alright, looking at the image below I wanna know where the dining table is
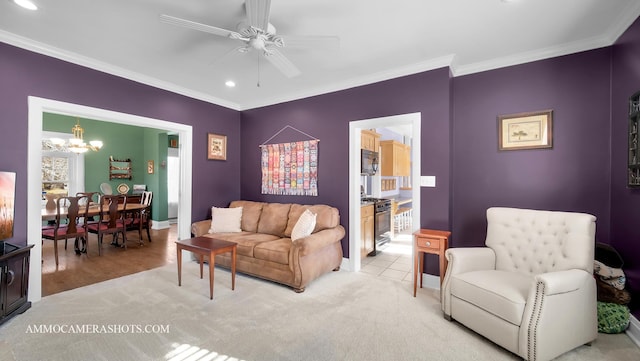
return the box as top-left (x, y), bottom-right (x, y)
top-left (41, 202), bottom-right (148, 221)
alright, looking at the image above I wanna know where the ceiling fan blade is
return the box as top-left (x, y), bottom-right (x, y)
top-left (159, 14), bottom-right (240, 39)
top-left (264, 49), bottom-right (301, 78)
top-left (245, 0), bottom-right (271, 30)
top-left (280, 35), bottom-right (340, 50)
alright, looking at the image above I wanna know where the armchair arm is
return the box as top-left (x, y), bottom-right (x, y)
top-left (441, 247), bottom-right (495, 316)
top-left (292, 226), bottom-right (345, 257)
top-left (444, 247), bottom-right (496, 275)
top-left (190, 220), bottom-right (211, 237)
top-left (534, 269), bottom-right (592, 296)
top-left (519, 269), bottom-right (597, 360)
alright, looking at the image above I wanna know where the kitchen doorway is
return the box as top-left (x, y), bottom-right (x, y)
top-left (347, 112), bottom-right (421, 273)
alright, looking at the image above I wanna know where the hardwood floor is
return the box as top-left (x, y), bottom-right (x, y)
top-left (41, 224), bottom-right (178, 297)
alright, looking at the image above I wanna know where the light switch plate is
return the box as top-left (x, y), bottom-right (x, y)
top-left (420, 176), bottom-right (436, 187)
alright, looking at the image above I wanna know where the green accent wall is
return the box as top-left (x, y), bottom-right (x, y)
top-left (43, 113), bottom-right (170, 223)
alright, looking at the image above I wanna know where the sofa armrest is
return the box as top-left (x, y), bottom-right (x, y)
top-left (293, 226), bottom-right (345, 257)
top-left (191, 220), bottom-right (211, 237)
top-left (535, 269), bottom-right (592, 296)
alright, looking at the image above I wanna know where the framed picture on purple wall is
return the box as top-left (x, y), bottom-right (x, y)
top-left (207, 133), bottom-right (227, 160)
top-left (498, 110), bottom-right (553, 151)
top-left (0, 171), bottom-right (16, 241)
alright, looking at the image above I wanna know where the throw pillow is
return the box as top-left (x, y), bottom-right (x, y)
top-left (291, 209), bottom-right (316, 241)
top-left (597, 301), bottom-right (630, 334)
top-left (209, 206), bottom-right (243, 233)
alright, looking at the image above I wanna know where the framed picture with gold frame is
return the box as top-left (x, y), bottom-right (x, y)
top-left (147, 160), bottom-right (154, 174)
top-left (207, 133), bottom-right (227, 160)
top-left (498, 110), bottom-right (553, 151)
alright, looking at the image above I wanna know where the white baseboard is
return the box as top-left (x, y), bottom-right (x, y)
top-left (150, 220), bottom-right (170, 230)
top-left (341, 257), bottom-right (351, 271)
top-left (627, 314), bottom-right (640, 348)
top-left (421, 273), bottom-right (441, 290)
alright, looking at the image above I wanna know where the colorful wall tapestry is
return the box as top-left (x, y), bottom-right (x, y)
top-left (261, 140), bottom-right (318, 196)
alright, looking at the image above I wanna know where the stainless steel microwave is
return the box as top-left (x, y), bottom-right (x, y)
top-left (361, 149), bottom-right (379, 175)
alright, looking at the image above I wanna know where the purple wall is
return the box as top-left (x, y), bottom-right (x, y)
top-left (3, 15), bottom-right (640, 318)
top-left (240, 69), bottom-right (452, 269)
top-left (452, 49), bottom-right (612, 245)
top-left (611, 16), bottom-right (640, 317)
top-left (0, 42), bottom-right (242, 246)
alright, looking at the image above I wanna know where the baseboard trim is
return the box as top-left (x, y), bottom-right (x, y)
top-left (150, 220), bottom-right (170, 230)
top-left (341, 257), bottom-right (351, 271)
top-left (627, 314), bottom-right (640, 348)
top-left (420, 273), bottom-right (441, 290)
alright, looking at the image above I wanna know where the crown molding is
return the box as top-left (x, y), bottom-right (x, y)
top-left (0, 30), bottom-right (242, 111)
top-left (452, 35), bottom-right (611, 77)
top-left (239, 55), bottom-right (456, 110)
top-left (453, 3), bottom-right (640, 77)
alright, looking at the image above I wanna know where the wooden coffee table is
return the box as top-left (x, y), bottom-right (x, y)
top-left (175, 237), bottom-right (237, 300)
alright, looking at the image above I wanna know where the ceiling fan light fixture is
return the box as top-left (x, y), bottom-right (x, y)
top-left (12, 0), bottom-right (38, 10)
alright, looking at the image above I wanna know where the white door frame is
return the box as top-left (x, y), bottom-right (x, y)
top-left (346, 112), bottom-right (421, 272)
top-left (27, 96), bottom-right (193, 302)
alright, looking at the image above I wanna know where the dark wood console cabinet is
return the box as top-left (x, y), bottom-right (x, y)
top-left (1, 242), bottom-right (34, 326)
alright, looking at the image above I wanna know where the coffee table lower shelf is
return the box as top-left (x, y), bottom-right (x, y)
top-left (175, 237), bottom-right (237, 300)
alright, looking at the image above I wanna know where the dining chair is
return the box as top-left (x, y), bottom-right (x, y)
top-left (87, 194), bottom-right (128, 254)
top-left (124, 191), bottom-right (153, 244)
top-left (41, 195), bottom-right (90, 265)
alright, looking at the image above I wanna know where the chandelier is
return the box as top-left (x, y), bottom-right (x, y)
top-left (50, 119), bottom-right (103, 154)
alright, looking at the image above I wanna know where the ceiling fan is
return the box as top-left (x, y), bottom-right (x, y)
top-left (160, 0), bottom-right (339, 78)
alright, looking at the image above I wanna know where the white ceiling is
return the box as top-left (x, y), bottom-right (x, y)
top-left (1, 0), bottom-right (639, 111)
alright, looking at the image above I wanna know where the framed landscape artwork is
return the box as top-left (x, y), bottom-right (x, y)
top-left (0, 171), bottom-right (16, 241)
top-left (498, 110), bottom-right (553, 151)
top-left (207, 133), bottom-right (227, 160)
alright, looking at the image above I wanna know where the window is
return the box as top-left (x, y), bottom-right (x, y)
top-left (41, 131), bottom-right (85, 202)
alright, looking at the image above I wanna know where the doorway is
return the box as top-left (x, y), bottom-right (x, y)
top-left (347, 112), bottom-right (421, 273)
top-left (27, 96), bottom-right (193, 302)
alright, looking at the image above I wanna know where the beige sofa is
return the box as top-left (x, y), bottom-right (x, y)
top-left (190, 200), bottom-right (345, 292)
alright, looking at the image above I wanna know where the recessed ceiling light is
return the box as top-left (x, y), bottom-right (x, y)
top-left (12, 0), bottom-right (38, 10)
top-left (225, 80), bottom-right (236, 88)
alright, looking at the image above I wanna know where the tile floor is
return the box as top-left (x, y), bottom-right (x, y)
top-left (360, 229), bottom-right (414, 282)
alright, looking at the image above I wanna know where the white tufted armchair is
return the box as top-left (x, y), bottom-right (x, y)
top-left (441, 207), bottom-right (597, 361)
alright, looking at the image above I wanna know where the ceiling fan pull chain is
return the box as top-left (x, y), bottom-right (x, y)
top-left (257, 52), bottom-right (261, 88)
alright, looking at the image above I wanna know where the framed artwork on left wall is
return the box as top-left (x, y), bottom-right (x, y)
top-left (207, 133), bottom-right (227, 160)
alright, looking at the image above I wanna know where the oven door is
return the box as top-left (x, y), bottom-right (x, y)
top-left (374, 209), bottom-right (391, 246)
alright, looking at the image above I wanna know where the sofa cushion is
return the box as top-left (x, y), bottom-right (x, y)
top-left (291, 209), bottom-right (317, 241)
top-left (451, 270), bottom-right (533, 326)
top-left (209, 206), bottom-right (242, 233)
top-left (204, 232), bottom-right (280, 258)
top-left (257, 203), bottom-right (291, 237)
top-left (284, 204), bottom-right (340, 237)
top-left (230, 200), bottom-right (265, 233)
top-left (254, 238), bottom-right (292, 265)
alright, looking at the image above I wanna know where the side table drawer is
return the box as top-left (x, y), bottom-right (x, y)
top-left (416, 237), bottom-right (440, 251)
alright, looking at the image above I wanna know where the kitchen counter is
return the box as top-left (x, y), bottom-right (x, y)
top-left (388, 196), bottom-right (412, 206)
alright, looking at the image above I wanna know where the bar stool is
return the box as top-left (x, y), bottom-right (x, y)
top-left (398, 207), bottom-right (412, 230)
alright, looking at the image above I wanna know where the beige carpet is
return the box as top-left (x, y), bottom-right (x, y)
top-left (1, 262), bottom-right (639, 361)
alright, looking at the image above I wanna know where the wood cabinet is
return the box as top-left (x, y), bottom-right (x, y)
top-left (1, 242), bottom-right (34, 326)
top-left (109, 157), bottom-right (132, 180)
top-left (361, 204), bottom-right (374, 258)
top-left (380, 140), bottom-right (411, 176)
top-left (361, 129), bottom-right (381, 152)
top-left (629, 91), bottom-right (640, 187)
